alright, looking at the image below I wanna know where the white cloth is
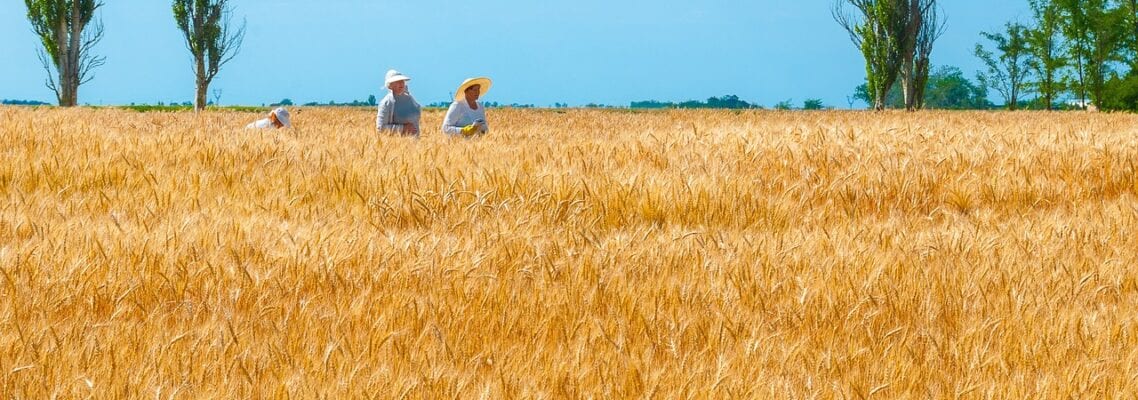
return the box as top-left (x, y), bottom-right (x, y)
top-left (246, 118), bottom-right (274, 129)
top-left (442, 100), bottom-right (489, 136)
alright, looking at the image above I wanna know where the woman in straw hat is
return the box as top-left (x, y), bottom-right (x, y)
top-left (376, 69), bottom-right (422, 136)
top-left (442, 77), bottom-right (492, 137)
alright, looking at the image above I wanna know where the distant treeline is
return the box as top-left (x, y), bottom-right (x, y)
top-left (2, 99), bottom-right (51, 106)
top-left (426, 101), bottom-right (537, 108)
top-left (631, 95), bottom-right (761, 109)
top-left (271, 97), bottom-right (376, 107)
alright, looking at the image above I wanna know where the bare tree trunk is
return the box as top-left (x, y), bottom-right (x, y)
top-left (913, 59), bottom-right (929, 110)
top-left (195, 58), bottom-right (209, 110)
top-left (900, 69), bottom-right (915, 111)
top-left (55, 15), bottom-right (73, 106)
top-left (65, 0), bottom-right (83, 106)
top-left (1075, 43), bottom-right (1087, 106)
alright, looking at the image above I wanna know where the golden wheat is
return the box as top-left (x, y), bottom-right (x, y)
top-left (0, 106), bottom-right (1136, 398)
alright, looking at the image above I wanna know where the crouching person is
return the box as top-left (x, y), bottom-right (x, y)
top-left (247, 107), bottom-right (291, 129)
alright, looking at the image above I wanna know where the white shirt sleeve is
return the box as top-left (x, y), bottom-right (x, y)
top-left (246, 118), bottom-right (272, 129)
top-left (442, 102), bottom-right (465, 135)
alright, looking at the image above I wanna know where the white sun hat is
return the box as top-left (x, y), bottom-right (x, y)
top-left (454, 77), bottom-right (492, 101)
top-left (272, 107), bottom-right (291, 128)
top-left (385, 69), bottom-right (411, 86)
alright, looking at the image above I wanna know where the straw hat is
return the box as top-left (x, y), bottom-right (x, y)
top-left (385, 70), bottom-right (411, 86)
top-left (455, 77), bottom-right (492, 101)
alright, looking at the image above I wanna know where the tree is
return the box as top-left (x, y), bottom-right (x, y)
top-left (1129, 0), bottom-right (1138, 67)
top-left (24, 0), bottom-right (105, 107)
top-left (1055, 0), bottom-right (1126, 106)
top-left (976, 22), bottom-right (1033, 110)
top-left (924, 66), bottom-right (992, 109)
top-left (834, 0), bottom-right (902, 111)
top-left (1083, 4), bottom-right (1129, 104)
top-left (834, 0), bottom-right (943, 111)
top-left (367, 94), bottom-right (377, 106)
top-left (1026, 0), bottom-right (1067, 110)
top-left (803, 99), bottom-right (826, 110)
top-left (897, 0), bottom-right (946, 111)
top-left (173, 0), bottom-right (246, 111)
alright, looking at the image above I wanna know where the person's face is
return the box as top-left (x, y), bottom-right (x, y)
top-left (389, 80), bottom-right (407, 95)
top-left (269, 112), bottom-right (283, 128)
top-left (464, 84), bottom-right (481, 102)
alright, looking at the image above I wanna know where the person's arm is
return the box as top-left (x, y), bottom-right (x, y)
top-left (442, 102), bottom-right (466, 135)
top-left (477, 108), bottom-right (489, 133)
top-left (376, 96), bottom-right (402, 131)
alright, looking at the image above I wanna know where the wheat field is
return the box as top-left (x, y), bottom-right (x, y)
top-left (0, 106), bottom-right (1136, 398)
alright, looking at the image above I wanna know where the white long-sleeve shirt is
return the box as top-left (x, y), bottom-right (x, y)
top-left (246, 118), bottom-right (275, 129)
top-left (441, 100), bottom-right (489, 136)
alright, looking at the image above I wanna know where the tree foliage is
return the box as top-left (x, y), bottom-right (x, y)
top-left (1053, 0), bottom-right (1127, 105)
top-left (630, 95), bottom-right (760, 109)
top-left (854, 65), bottom-right (990, 109)
top-left (24, 0), bottom-right (105, 107)
top-left (976, 22), bottom-right (1033, 110)
top-left (1025, 0), bottom-right (1067, 110)
top-left (834, 0), bottom-right (943, 111)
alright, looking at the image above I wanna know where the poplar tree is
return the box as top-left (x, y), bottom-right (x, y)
top-left (1025, 0), bottom-right (1066, 110)
top-left (173, 0), bottom-right (245, 111)
top-left (834, 0), bottom-right (942, 111)
top-left (24, 0), bottom-right (105, 107)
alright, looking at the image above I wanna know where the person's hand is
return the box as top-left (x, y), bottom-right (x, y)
top-left (460, 125), bottom-right (478, 137)
top-left (402, 123), bottom-right (417, 134)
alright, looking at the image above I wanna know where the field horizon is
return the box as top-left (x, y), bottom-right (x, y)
top-left (1, 106), bottom-right (1137, 398)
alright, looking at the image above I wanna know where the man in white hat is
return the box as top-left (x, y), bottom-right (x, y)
top-left (442, 77), bottom-right (492, 137)
top-left (246, 107), bottom-right (291, 129)
top-left (376, 69), bottom-right (422, 136)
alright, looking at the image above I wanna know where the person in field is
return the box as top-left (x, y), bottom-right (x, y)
top-left (376, 69), bottom-right (422, 136)
top-left (246, 107), bottom-right (291, 129)
top-left (442, 77), bottom-right (491, 137)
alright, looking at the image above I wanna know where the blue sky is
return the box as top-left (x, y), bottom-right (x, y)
top-left (0, 0), bottom-right (1031, 107)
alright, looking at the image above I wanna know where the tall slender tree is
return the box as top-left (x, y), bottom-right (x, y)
top-left (1128, 0), bottom-right (1138, 67)
top-left (834, 0), bottom-right (905, 111)
top-left (1026, 0), bottom-right (1066, 110)
top-left (909, 1), bottom-right (946, 110)
top-left (173, 0), bottom-right (245, 111)
top-left (24, 0), bottom-right (105, 107)
top-left (1055, 0), bottom-right (1126, 106)
top-left (835, 0), bottom-right (942, 111)
top-left (1056, 0), bottom-right (1092, 105)
top-left (1085, 1), bottom-right (1127, 105)
top-left (976, 22), bottom-right (1033, 110)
